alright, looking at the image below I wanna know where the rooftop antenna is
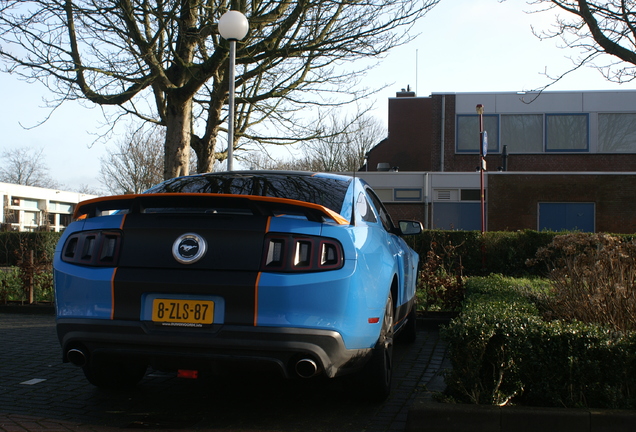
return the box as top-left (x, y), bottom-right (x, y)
top-left (416, 49), bottom-right (418, 96)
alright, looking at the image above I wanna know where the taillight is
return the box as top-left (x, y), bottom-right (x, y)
top-left (61, 230), bottom-right (122, 267)
top-left (261, 234), bottom-right (344, 272)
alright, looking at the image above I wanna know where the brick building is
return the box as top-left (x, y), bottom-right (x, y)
top-left (359, 90), bottom-right (636, 233)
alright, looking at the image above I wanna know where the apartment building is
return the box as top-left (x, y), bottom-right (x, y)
top-left (0, 183), bottom-right (96, 232)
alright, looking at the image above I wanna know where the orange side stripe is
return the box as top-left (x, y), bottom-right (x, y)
top-left (254, 272), bottom-right (262, 326)
top-left (110, 267), bottom-right (118, 320)
top-left (265, 216), bottom-right (272, 233)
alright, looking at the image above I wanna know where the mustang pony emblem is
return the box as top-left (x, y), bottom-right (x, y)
top-left (172, 233), bottom-right (207, 264)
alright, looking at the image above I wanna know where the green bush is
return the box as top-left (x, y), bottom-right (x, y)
top-left (0, 232), bottom-right (59, 303)
top-left (442, 275), bottom-right (636, 409)
top-left (0, 267), bottom-right (22, 302)
top-left (0, 266), bottom-right (54, 303)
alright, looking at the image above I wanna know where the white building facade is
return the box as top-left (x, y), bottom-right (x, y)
top-left (0, 183), bottom-right (97, 232)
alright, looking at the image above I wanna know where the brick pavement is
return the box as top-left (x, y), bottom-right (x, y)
top-left (0, 311), bottom-right (449, 432)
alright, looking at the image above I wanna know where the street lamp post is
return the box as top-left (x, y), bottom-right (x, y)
top-left (476, 104), bottom-right (486, 233)
top-left (218, 10), bottom-right (249, 172)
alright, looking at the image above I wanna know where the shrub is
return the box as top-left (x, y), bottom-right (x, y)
top-left (0, 267), bottom-right (22, 303)
top-left (417, 240), bottom-right (465, 311)
top-left (530, 233), bottom-right (636, 332)
top-left (442, 274), bottom-right (636, 409)
top-left (442, 275), bottom-right (542, 405)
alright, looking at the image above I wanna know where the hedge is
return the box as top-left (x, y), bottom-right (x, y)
top-left (0, 232), bottom-right (61, 266)
top-left (442, 275), bottom-right (636, 409)
top-left (407, 230), bottom-right (556, 277)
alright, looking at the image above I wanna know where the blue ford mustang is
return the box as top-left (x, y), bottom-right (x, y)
top-left (54, 171), bottom-right (421, 400)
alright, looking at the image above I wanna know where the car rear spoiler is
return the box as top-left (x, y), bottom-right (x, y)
top-left (73, 193), bottom-right (349, 225)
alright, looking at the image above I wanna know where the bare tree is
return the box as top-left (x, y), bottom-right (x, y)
top-left (99, 124), bottom-right (207, 194)
top-left (245, 113), bottom-right (385, 172)
top-left (344, 115), bottom-right (387, 171)
top-left (300, 114), bottom-right (385, 172)
top-left (0, 147), bottom-right (59, 188)
top-left (99, 127), bottom-right (165, 194)
top-left (525, 0), bottom-right (636, 90)
top-left (0, 0), bottom-right (439, 180)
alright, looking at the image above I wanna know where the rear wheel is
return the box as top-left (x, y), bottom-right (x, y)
top-left (82, 359), bottom-right (147, 389)
top-left (361, 293), bottom-right (394, 401)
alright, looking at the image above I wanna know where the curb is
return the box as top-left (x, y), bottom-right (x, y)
top-left (0, 303), bottom-right (55, 315)
top-left (407, 394), bottom-right (636, 432)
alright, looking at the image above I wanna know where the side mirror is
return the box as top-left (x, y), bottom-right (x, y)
top-left (398, 220), bottom-right (423, 236)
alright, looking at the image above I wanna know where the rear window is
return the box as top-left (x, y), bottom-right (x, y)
top-left (145, 173), bottom-right (351, 214)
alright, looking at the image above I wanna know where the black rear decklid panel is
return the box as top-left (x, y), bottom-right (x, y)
top-left (118, 212), bottom-right (269, 271)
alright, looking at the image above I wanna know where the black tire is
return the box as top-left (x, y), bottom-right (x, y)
top-left (82, 359), bottom-right (147, 390)
top-left (361, 293), bottom-right (394, 401)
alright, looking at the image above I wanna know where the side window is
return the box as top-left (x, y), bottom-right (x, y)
top-left (366, 188), bottom-right (395, 232)
top-left (356, 192), bottom-right (377, 223)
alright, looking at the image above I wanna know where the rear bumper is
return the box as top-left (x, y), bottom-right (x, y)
top-left (56, 318), bottom-right (371, 379)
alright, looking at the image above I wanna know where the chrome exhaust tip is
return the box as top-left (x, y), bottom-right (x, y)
top-left (66, 348), bottom-right (88, 367)
top-left (295, 358), bottom-right (319, 378)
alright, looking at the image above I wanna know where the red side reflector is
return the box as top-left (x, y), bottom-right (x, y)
top-left (177, 369), bottom-right (199, 379)
top-left (368, 317), bottom-right (380, 324)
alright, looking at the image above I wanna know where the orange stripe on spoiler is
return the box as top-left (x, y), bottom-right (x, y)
top-left (73, 193), bottom-right (349, 225)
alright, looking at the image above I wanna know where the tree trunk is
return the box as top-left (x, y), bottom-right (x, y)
top-left (193, 134), bottom-right (218, 174)
top-left (164, 94), bottom-right (193, 180)
top-left (192, 84), bottom-right (226, 174)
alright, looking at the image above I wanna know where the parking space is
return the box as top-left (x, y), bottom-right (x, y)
top-left (0, 312), bottom-right (447, 432)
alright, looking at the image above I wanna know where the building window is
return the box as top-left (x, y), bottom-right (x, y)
top-left (545, 114), bottom-right (589, 152)
top-left (460, 189), bottom-right (481, 201)
top-left (59, 214), bottom-right (72, 227)
top-left (501, 114), bottom-right (543, 153)
top-left (21, 198), bottom-right (40, 209)
top-left (394, 189), bottom-right (422, 201)
top-left (23, 211), bottom-right (39, 226)
top-left (456, 115), bottom-right (499, 153)
top-left (434, 189), bottom-right (481, 202)
top-left (598, 113), bottom-right (636, 153)
top-left (5, 209), bottom-right (18, 224)
top-left (50, 201), bottom-right (73, 213)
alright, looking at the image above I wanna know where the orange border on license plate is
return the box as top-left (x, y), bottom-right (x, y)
top-left (152, 299), bottom-right (214, 324)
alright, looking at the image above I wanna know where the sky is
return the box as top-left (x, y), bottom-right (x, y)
top-left (1, 0), bottom-right (634, 192)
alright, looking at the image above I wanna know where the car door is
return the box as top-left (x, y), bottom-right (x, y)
top-left (364, 187), bottom-right (414, 309)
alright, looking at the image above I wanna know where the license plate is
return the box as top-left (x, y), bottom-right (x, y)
top-left (152, 299), bottom-right (214, 325)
